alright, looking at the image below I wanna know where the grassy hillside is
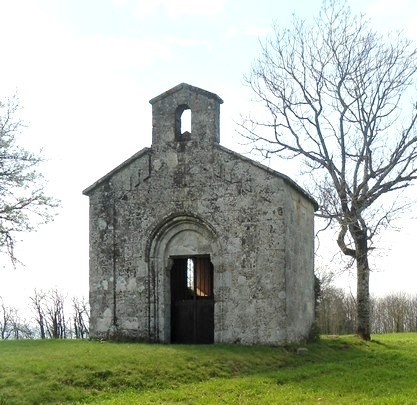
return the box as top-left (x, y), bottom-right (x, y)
top-left (1, 334), bottom-right (417, 404)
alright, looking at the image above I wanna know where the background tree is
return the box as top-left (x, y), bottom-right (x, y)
top-left (316, 271), bottom-right (357, 335)
top-left (72, 296), bottom-right (89, 339)
top-left (44, 289), bottom-right (67, 339)
top-left (0, 96), bottom-right (58, 264)
top-left (30, 289), bottom-right (47, 339)
top-left (371, 292), bottom-right (417, 333)
top-left (315, 273), bottom-right (417, 335)
top-left (30, 288), bottom-right (67, 339)
top-left (0, 297), bottom-right (14, 339)
top-left (0, 297), bottom-right (33, 339)
top-left (241, 0), bottom-right (417, 340)
top-left (30, 288), bottom-right (90, 339)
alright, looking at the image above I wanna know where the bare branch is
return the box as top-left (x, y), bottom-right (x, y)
top-left (241, 0), bottom-right (417, 340)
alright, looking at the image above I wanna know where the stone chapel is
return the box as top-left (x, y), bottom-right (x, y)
top-left (83, 83), bottom-right (317, 345)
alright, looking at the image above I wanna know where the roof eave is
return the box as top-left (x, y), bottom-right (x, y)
top-left (215, 144), bottom-right (319, 211)
top-left (149, 83), bottom-right (224, 105)
top-left (82, 147), bottom-right (151, 196)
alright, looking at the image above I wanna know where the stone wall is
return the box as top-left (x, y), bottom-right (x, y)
top-left (84, 83), bottom-right (316, 345)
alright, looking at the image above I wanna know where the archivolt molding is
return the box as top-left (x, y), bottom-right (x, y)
top-left (145, 212), bottom-right (218, 263)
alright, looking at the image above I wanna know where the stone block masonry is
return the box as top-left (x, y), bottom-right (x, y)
top-left (83, 83), bottom-right (317, 345)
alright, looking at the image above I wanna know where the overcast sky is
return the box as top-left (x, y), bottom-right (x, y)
top-left (0, 0), bottom-right (416, 312)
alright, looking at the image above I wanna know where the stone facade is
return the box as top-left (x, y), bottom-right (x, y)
top-left (83, 83), bottom-right (317, 345)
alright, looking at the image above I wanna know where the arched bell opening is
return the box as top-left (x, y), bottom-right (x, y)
top-left (175, 104), bottom-right (192, 140)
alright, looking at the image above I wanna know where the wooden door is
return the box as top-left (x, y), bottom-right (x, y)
top-left (171, 257), bottom-right (214, 344)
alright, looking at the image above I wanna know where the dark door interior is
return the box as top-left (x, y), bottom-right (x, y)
top-left (171, 256), bottom-right (214, 344)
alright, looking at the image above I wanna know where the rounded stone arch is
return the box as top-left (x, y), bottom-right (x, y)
top-left (146, 212), bottom-right (219, 264)
top-left (175, 104), bottom-right (191, 140)
top-left (145, 213), bottom-right (220, 342)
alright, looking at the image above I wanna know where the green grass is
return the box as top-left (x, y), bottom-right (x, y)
top-left (1, 334), bottom-right (417, 404)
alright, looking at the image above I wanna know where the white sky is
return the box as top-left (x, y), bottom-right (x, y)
top-left (0, 0), bottom-right (416, 313)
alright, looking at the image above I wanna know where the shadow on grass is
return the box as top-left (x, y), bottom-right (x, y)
top-left (118, 334), bottom-right (417, 404)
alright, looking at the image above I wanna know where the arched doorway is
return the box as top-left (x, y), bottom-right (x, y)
top-left (146, 214), bottom-right (218, 343)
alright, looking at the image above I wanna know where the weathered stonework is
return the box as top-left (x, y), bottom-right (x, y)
top-left (83, 83), bottom-right (317, 345)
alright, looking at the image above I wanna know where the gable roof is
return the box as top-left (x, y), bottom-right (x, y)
top-left (82, 143), bottom-right (318, 210)
top-left (214, 144), bottom-right (318, 210)
top-left (149, 83), bottom-right (224, 105)
top-left (82, 147), bottom-right (150, 196)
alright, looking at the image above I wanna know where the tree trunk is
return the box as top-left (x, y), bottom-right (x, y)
top-left (39, 314), bottom-right (46, 339)
top-left (356, 244), bottom-right (371, 340)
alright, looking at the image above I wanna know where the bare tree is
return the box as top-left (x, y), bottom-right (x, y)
top-left (371, 292), bottom-right (417, 333)
top-left (0, 95), bottom-right (58, 264)
top-left (10, 318), bottom-right (34, 339)
top-left (72, 297), bottom-right (89, 339)
top-left (316, 272), bottom-right (356, 334)
top-left (241, 0), bottom-right (417, 340)
top-left (30, 289), bottom-right (68, 338)
top-left (44, 289), bottom-right (67, 339)
top-left (0, 297), bottom-right (33, 339)
top-left (316, 273), bottom-right (417, 335)
top-left (30, 289), bottom-right (91, 339)
top-left (30, 289), bottom-right (46, 339)
top-left (0, 297), bottom-right (13, 339)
